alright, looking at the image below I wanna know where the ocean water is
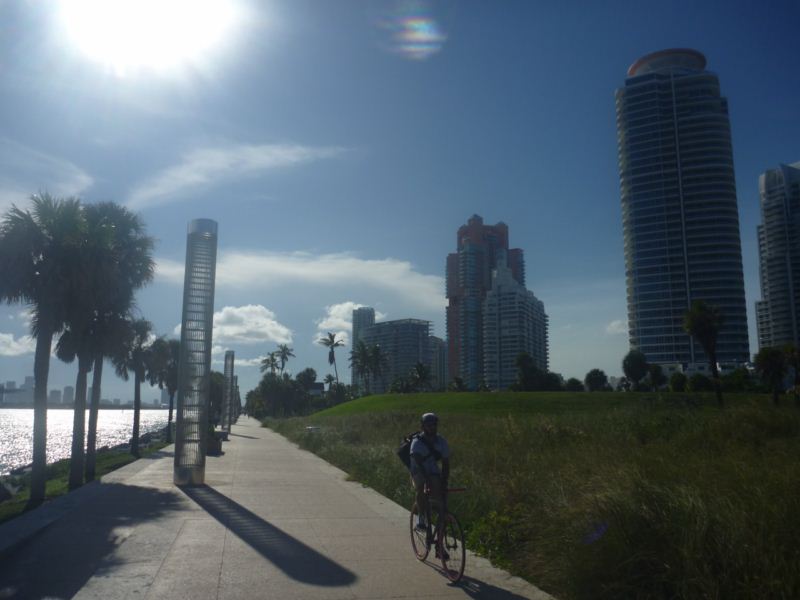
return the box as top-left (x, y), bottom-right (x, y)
top-left (0, 408), bottom-right (168, 476)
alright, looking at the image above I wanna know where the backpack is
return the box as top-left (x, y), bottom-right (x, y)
top-left (396, 431), bottom-right (442, 471)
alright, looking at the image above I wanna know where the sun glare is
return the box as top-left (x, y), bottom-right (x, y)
top-left (58, 0), bottom-right (240, 75)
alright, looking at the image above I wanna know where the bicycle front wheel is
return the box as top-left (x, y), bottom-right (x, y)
top-left (409, 502), bottom-right (429, 561)
top-left (439, 512), bottom-right (465, 582)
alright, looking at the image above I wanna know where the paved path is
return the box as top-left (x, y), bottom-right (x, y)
top-left (0, 418), bottom-right (552, 600)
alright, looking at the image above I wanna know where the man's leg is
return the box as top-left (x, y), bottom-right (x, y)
top-left (411, 473), bottom-right (427, 528)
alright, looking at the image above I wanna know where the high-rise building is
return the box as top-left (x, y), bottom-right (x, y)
top-left (351, 307), bottom-right (376, 384)
top-left (63, 386), bottom-right (74, 405)
top-left (48, 389), bottom-right (62, 405)
top-left (429, 336), bottom-right (448, 391)
top-left (160, 387), bottom-right (169, 406)
top-left (446, 215), bottom-right (525, 389)
top-left (483, 251), bottom-right (549, 389)
top-left (362, 319), bottom-right (431, 393)
top-left (5, 381), bottom-right (16, 391)
top-left (616, 49), bottom-right (749, 366)
top-left (756, 162), bottom-right (800, 349)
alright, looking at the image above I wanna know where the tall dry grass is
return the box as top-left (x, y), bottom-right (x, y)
top-left (266, 395), bottom-right (800, 599)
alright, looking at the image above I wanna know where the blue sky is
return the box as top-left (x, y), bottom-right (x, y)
top-left (0, 0), bottom-right (798, 401)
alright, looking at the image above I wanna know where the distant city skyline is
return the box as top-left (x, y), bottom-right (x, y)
top-left (0, 1), bottom-right (798, 397)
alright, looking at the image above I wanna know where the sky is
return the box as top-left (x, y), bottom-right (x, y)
top-left (0, 0), bottom-right (799, 402)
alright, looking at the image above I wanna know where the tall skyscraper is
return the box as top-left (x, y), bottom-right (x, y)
top-left (362, 319), bottom-right (431, 393)
top-left (483, 251), bottom-right (549, 389)
top-left (756, 162), bottom-right (800, 349)
top-left (446, 215), bottom-right (525, 389)
top-left (63, 386), bottom-right (74, 405)
top-left (429, 335), bottom-right (448, 391)
top-left (351, 306), bottom-right (376, 384)
top-left (48, 389), bottom-right (62, 405)
top-left (616, 49), bottom-right (749, 366)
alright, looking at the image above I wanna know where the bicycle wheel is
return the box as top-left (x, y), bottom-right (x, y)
top-left (409, 502), bottom-right (430, 560)
top-left (438, 512), bottom-right (466, 582)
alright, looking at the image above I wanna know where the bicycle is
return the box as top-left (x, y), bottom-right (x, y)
top-left (409, 485), bottom-right (466, 582)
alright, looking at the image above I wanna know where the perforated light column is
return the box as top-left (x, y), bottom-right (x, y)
top-left (222, 351), bottom-right (235, 432)
top-left (174, 219), bottom-right (218, 486)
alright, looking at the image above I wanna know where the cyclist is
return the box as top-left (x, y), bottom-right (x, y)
top-left (410, 412), bottom-right (450, 531)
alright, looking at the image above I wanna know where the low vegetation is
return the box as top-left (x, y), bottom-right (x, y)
top-left (265, 391), bottom-right (800, 599)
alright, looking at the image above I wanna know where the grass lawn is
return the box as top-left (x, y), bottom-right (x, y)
top-left (0, 442), bottom-right (169, 526)
top-left (266, 391), bottom-right (800, 600)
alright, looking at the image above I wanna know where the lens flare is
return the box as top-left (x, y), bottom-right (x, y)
top-left (375, 1), bottom-right (448, 61)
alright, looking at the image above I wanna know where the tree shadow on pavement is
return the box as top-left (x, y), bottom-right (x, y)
top-left (0, 483), bottom-right (183, 600)
top-left (180, 484), bottom-right (357, 587)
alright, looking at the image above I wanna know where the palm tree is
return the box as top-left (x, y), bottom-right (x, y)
top-left (147, 338), bottom-right (180, 443)
top-left (318, 332), bottom-right (344, 385)
top-left (0, 193), bottom-right (85, 508)
top-left (85, 312), bottom-right (131, 481)
top-left (368, 344), bottom-right (389, 393)
top-left (55, 326), bottom-right (95, 490)
top-left (58, 201), bottom-right (155, 486)
top-left (410, 362), bottom-right (432, 392)
top-left (260, 352), bottom-right (279, 375)
top-left (349, 340), bottom-right (372, 394)
top-left (276, 344), bottom-right (295, 375)
top-left (755, 346), bottom-right (787, 406)
top-left (323, 373), bottom-right (335, 391)
top-left (112, 319), bottom-right (153, 457)
top-left (684, 300), bottom-right (725, 407)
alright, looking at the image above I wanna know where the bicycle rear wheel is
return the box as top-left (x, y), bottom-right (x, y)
top-left (438, 512), bottom-right (466, 582)
top-left (409, 502), bottom-right (429, 560)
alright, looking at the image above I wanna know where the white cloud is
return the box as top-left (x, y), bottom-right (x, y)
top-left (174, 304), bottom-right (292, 347)
top-left (156, 251), bottom-right (445, 313)
top-left (605, 319), bottom-right (628, 335)
top-left (214, 305), bottom-right (292, 345)
top-left (235, 356), bottom-right (268, 368)
top-left (314, 301), bottom-right (387, 348)
top-left (127, 143), bottom-right (346, 210)
top-left (0, 138), bottom-right (93, 213)
top-left (0, 332), bottom-right (36, 356)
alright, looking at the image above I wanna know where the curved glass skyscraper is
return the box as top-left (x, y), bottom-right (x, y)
top-left (616, 49), bottom-right (749, 365)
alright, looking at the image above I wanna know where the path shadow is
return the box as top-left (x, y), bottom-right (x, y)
top-left (0, 483), bottom-right (183, 600)
top-left (228, 432), bottom-right (258, 439)
top-left (180, 484), bottom-right (356, 587)
top-left (459, 575), bottom-right (542, 599)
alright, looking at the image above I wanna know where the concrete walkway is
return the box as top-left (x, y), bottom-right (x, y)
top-left (0, 418), bottom-right (552, 600)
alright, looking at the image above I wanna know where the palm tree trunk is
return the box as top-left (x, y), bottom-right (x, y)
top-left (85, 354), bottom-right (103, 482)
top-left (167, 390), bottom-right (175, 443)
top-left (332, 354), bottom-right (339, 385)
top-left (28, 326), bottom-right (53, 509)
top-left (709, 352), bottom-right (723, 408)
top-left (69, 353), bottom-right (91, 490)
top-left (131, 371), bottom-right (141, 457)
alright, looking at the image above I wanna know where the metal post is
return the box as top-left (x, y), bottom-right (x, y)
top-left (222, 351), bottom-right (235, 433)
top-left (174, 219), bottom-right (218, 486)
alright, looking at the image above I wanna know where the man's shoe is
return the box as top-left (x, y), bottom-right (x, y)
top-left (415, 522), bottom-right (427, 532)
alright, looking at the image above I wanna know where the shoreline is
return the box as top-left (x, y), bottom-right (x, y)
top-left (0, 406), bottom-right (167, 410)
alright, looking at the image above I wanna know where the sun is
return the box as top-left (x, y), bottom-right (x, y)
top-left (58, 0), bottom-right (240, 75)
